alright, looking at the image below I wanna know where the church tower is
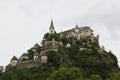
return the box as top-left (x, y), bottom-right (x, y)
top-left (49, 20), bottom-right (55, 34)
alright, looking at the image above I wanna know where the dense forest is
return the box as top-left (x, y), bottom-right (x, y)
top-left (0, 33), bottom-right (119, 80)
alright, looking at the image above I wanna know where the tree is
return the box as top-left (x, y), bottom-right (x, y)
top-left (27, 48), bottom-right (34, 60)
top-left (47, 33), bottom-right (60, 41)
top-left (0, 72), bottom-right (18, 80)
top-left (112, 71), bottom-right (120, 80)
top-left (90, 75), bottom-right (102, 80)
top-left (60, 36), bottom-right (69, 45)
top-left (47, 66), bottom-right (83, 80)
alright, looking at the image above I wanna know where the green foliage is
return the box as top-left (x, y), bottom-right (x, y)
top-left (108, 51), bottom-right (118, 66)
top-left (47, 66), bottom-right (83, 80)
top-left (0, 33), bottom-right (119, 80)
top-left (28, 48), bottom-right (34, 60)
top-left (112, 71), bottom-right (120, 80)
top-left (46, 33), bottom-right (61, 41)
top-left (82, 36), bottom-right (91, 43)
top-left (21, 58), bottom-right (28, 61)
top-left (44, 33), bottom-right (49, 39)
top-left (47, 51), bottom-right (60, 69)
top-left (60, 36), bottom-right (69, 45)
top-left (0, 66), bottom-right (52, 80)
top-left (90, 75), bottom-right (102, 80)
top-left (0, 71), bottom-right (18, 80)
top-left (91, 42), bottom-right (99, 49)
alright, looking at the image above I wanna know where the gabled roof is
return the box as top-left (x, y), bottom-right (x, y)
top-left (79, 26), bottom-right (91, 30)
top-left (11, 56), bottom-right (18, 61)
top-left (60, 26), bottom-right (92, 35)
top-left (21, 53), bottom-right (29, 56)
top-left (60, 28), bottom-right (75, 35)
top-left (33, 43), bottom-right (40, 48)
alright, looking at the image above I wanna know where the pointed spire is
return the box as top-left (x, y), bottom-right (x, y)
top-left (49, 19), bottom-right (55, 34)
top-left (75, 25), bottom-right (79, 29)
top-left (49, 19), bottom-right (54, 29)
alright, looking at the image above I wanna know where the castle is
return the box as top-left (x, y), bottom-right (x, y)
top-left (6, 20), bottom-right (100, 71)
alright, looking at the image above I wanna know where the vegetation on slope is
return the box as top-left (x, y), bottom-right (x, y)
top-left (0, 34), bottom-right (119, 80)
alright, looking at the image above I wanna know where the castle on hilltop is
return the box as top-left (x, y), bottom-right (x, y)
top-left (6, 20), bottom-right (100, 71)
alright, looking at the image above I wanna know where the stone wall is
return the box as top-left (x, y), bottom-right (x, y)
top-left (16, 60), bottom-right (41, 70)
top-left (6, 60), bottom-right (41, 71)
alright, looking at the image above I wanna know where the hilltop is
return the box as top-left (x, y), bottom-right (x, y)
top-left (0, 20), bottom-right (119, 80)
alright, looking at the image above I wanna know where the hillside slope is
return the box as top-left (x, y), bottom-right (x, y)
top-left (0, 35), bottom-right (119, 80)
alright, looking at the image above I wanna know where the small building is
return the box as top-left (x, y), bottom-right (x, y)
top-left (33, 43), bottom-right (40, 49)
top-left (34, 52), bottom-right (39, 60)
top-left (0, 66), bottom-right (4, 73)
top-left (19, 53), bottom-right (29, 61)
top-left (6, 56), bottom-right (18, 71)
top-left (10, 56), bottom-right (18, 67)
top-left (32, 43), bottom-right (40, 52)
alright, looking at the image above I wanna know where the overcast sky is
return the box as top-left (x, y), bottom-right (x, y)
top-left (0, 0), bottom-right (120, 67)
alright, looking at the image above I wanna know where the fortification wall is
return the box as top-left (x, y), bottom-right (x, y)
top-left (6, 60), bottom-right (41, 71)
top-left (16, 60), bottom-right (41, 70)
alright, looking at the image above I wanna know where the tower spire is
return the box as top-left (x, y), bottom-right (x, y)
top-left (49, 19), bottom-right (55, 34)
top-left (49, 19), bottom-right (54, 29)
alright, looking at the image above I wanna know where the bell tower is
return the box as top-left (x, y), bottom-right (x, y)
top-left (49, 20), bottom-right (55, 34)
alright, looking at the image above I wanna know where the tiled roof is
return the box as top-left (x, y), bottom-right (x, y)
top-left (21, 53), bottom-right (29, 56)
top-left (33, 43), bottom-right (40, 48)
top-left (11, 56), bottom-right (18, 61)
top-left (60, 26), bottom-right (91, 34)
top-left (79, 26), bottom-right (91, 30)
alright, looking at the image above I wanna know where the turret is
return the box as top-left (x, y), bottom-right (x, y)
top-left (10, 56), bottom-right (18, 67)
top-left (49, 20), bottom-right (55, 34)
top-left (74, 25), bottom-right (79, 33)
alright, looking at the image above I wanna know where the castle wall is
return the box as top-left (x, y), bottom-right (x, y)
top-left (16, 60), bottom-right (41, 70)
top-left (6, 60), bottom-right (41, 71)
